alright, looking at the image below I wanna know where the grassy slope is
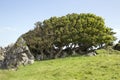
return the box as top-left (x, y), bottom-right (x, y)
top-left (0, 53), bottom-right (120, 80)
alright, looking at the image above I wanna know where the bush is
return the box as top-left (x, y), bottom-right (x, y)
top-left (114, 43), bottom-right (120, 51)
top-left (96, 46), bottom-right (120, 55)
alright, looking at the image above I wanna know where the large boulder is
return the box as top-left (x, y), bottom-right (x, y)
top-left (1, 37), bottom-right (34, 69)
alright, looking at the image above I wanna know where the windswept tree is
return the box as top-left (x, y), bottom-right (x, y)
top-left (23, 13), bottom-right (116, 60)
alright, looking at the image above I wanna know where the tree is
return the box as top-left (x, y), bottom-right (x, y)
top-left (22, 13), bottom-right (116, 60)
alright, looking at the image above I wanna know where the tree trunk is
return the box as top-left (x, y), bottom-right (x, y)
top-left (55, 47), bottom-right (63, 58)
top-left (40, 49), bottom-right (44, 60)
top-left (46, 49), bottom-right (54, 59)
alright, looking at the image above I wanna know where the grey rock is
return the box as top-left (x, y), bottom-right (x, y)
top-left (0, 47), bottom-right (5, 68)
top-left (1, 37), bottom-right (34, 69)
top-left (28, 60), bottom-right (34, 64)
top-left (86, 51), bottom-right (96, 56)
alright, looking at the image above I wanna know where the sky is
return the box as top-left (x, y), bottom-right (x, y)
top-left (0, 0), bottom-right (120, 47)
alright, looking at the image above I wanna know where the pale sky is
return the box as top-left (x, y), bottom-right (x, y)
top-left (0, 0), bottom-right (120, 47)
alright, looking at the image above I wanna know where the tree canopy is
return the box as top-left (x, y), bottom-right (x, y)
top-left (22, 13), bottom-right (116, 60)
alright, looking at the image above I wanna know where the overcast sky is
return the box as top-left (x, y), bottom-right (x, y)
top-left (0, 0), bottom-right (120, 47)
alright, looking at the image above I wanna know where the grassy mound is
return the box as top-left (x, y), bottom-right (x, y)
top-left (0, 50), bottom-right (120, 80)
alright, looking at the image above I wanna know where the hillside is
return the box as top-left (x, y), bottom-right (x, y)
top-left (0, 13), bottom-right (116, 69)
top-left (0, 53), bottom-right (120, 80)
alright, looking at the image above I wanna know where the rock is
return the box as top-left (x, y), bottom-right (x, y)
top-left (28, 59), bottom-right (34, 64)
top-left (0, 47), bottom-right (5, 68)
top-left (0, 47), bottom-right (5, 58)
top-left (19, 53), bottom-right (29, 66)
top-left (86, 51), bottom-right (96, 56)
top-left (2, 37), bottom-right (34, 69)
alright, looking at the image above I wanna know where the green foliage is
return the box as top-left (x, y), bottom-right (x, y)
top-left (0, 54), bottom-right (120, 80)
top-left (114, 41), bottom-right (120, 51)
top-left (14, 37), bottom-right (26, 47)
top-left (22, 13), bottom-right (116, 59)
top-left (96, 46), bottom-right (120, 55)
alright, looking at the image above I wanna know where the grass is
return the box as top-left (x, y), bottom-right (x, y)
top-left (0, 50), bottom-right (120, 80)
